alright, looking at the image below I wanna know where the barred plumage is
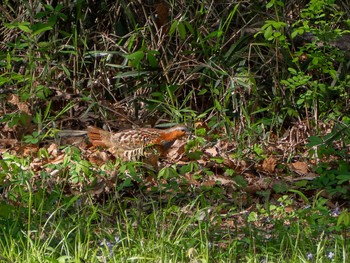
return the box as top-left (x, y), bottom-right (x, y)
top-left (87, 125), bottom-right (189, 162)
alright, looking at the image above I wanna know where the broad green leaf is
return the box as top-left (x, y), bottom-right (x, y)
top-left (147, 51), bottom-right (159, 68)
top-left (0, 160), bottom-right (9, 172)
top-left (178, 21), bottom-right (186, 40)
top-left (184, 21), bottom-right (194, 35)
top-left (264, 25), bottom-right (273, 40)
top-left (287, 67), bottom-right (297, 75)
top-left (18, 24), bottom-right (31, 33)
top-left (127, 50), bottom-right (144, 60)
top-left (311, 57), bottom-right (319, 65)
top-left (214, 99), bottom-right (222, 110)
top-left (169, 20), bottom-right (178, 36)
top-left (44, 4), bottom-right (55, 11)
top-left (336, 174), bottom-right (350, 184)
top-left (205, 30), bottom-right (223, 40)
top-left (273, 31), bottom-right (281, 37)
top-left (198, 89), bottom-right (207, 95)
top-left (266, 1), bottom-right (274, 8)
top-left (307, 136), bottom-right (323, 147)
top-left (127, 50), bottom-right (144, 68)
top-left (337, 210), bottom-right (350, 227)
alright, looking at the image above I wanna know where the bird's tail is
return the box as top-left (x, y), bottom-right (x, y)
top-left (87, 126), bottom-right (113, 148)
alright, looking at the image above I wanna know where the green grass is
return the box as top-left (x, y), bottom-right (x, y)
top-left (0, 159), bottom-right (348, 262)
top-left (0, 201), bottom-right (347, 262)
top-left (0, 150), bottom-right (349, 262)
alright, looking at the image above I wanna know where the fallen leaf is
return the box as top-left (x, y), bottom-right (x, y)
top-left (8, 94), bottom-right (31, 115)
top-left (262, 157), bottom-right (277, 173)
top-left (201, 180), bottom-right (216, 187)
top-left (289, 161), bottom-right (308, 175)
top-left (48, 143), bottom-right (59, 156)
top-left (204, 146), bottom-right (219, 157)
top-left (88, 151), bottom-right (110, 165)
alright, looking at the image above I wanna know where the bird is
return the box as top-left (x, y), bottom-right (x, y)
top-left (87, 125), bottom-right (189, 164)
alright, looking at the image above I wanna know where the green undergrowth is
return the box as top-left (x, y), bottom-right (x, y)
top-left (0, 190), bottom-right (348, 262)
top-left (0, 150), bottom-right (349, 262)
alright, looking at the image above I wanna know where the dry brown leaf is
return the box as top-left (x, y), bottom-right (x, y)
top-left (0, 139), bottom-right (18, 147)
top-left (201, 180), bottom-right (216, 187)
top-left (8, 94), bottom-right (31, 115)
top-left (262, 157), bottom-right (277, 173)
top-left (184, 173), bottom-right (201, 186)
top-left (209, 175), bottom-right (237, 186)
top-left (246, 178), bottom-right (271, 194)
top-left (50, 154), bottom-right (65, 165)
top-left (165, 139), bottom-right (187, 161)
top-left (47, 143), bottom-right (59, 156)
top-left (88, 151), bottom-right (110, 166)
top-left (289, 161), bottom-right (308, 175)
top-left (30, 158), bottom-right (43, 171)
top-left (285, 206), bottom-right (294, 213)
top-left (204, 146), bottom-right (219, 157)
top-left (23, 144), bottom-right (39, 156)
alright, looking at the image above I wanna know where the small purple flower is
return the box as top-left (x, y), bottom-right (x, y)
top-left (100, 238), bottom-right (115, 257)
top-left (327, 251), bottom-right (334, 260)
top-left (307, 252), bottom-right (313, 260)
top-left (330, 205), bottom-right (340, 217)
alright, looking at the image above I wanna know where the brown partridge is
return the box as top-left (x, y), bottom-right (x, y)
top-left (87, 125), bottom-right (189, 163)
